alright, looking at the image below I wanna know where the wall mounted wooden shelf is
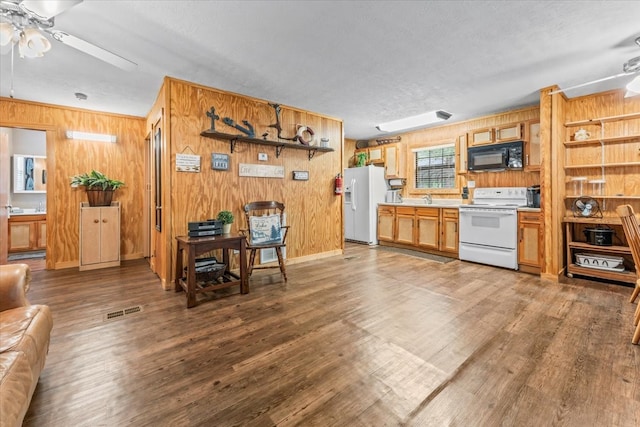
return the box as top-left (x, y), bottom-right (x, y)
top-left (564, 112), bottom-right (640, 127)
top-left (564, 162), bottom-right (640, 169)
top-left (563, 134), bottom-right (640, 146)
top-left (200, 130), bottom-right (334, 160)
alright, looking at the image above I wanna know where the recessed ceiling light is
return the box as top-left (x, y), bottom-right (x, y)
top-left (75, 92), bottom-right (87, 101)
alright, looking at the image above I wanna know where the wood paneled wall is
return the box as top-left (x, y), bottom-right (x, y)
top-left (0, 98), bottom-right (147, 269)
top-left (162, 78), bottom-right (344, 284)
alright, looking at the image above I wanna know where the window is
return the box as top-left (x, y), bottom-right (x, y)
top-left (414, 143), bottom-right (456, 189)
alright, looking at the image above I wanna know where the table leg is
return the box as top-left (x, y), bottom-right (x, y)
top-left (186, 246), bottom-right (197, 308)
top-left (239, 238), bottom-right (248, 294)
top-left (175, 246), bottom-right (183, 293)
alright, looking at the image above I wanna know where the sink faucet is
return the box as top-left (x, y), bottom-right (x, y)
top-left (423, 194), bottom-right (432, 204)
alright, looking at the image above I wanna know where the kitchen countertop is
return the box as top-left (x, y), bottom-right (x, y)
top-left (517, 207), bottom-right (541, 212)
top-left (9, 209), bottom-right (47, 217)
top-left (379, 201), bottom-right (542, 211)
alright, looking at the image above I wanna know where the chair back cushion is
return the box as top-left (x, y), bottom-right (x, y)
top-left (249, 214), bottom-right (282, 245)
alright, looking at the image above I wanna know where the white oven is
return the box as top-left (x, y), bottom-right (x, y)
top-left (458, 187), bottom-right (527, 270)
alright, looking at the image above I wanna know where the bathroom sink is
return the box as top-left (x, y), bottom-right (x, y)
top-left (10, 209), bottom-right (46, 216)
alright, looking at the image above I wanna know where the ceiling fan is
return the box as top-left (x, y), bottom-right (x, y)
top-left (0, 0), bottom-right (136, 71)
top-left (550, 36), bottom-right (640, 96)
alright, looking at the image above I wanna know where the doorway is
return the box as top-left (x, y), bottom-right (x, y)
top-left (1, 127), bottom-right (47, 267)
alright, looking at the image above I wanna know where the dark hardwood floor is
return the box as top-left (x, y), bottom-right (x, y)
top-left (21, 243), bottom-right (639, 426)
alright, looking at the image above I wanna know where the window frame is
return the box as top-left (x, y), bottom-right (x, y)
top-left (410, 142), bottom-right (458, 195)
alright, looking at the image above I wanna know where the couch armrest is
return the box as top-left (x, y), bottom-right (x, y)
top-left (0, 264), bottom-right (31, 312)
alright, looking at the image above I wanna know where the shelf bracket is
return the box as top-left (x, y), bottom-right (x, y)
top-left (275, 145), bottom-right (285, 158)
top-left (308, 149), bottom-right (318, 161)
top-left (229, 138), bottom-right (238, 153)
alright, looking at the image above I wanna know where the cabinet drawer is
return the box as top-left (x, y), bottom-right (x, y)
top-left (415, 207), bottom-right (439, 217)
top-left (396, 207), bottom-right (416, 216)
top-left (378, 206), bottom-right (395, 215)
top-left (442, 208), bottom-right (459, 219)
top-left (519, 212), bottom-right (541, 222)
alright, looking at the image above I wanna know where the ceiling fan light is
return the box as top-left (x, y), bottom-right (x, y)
top-left (18, 28), bottom-right (50, 57)
top-left (0, 22), bottom-right (14, 47)
top-left (19, 0), bottom-right (83, 20)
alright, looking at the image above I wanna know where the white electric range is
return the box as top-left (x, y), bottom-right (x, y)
top-left (458, 187), bottom-right (528, 270)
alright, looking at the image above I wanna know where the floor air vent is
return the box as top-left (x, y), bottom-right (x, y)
top-left (104, 305), bottom-right (143, 321)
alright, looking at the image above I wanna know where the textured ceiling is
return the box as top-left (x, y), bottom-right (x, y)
top-left (1, 1), bottom-right (639, 139)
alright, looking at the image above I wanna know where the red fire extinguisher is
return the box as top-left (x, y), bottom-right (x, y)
top-left (334, 173), bottom-right (343, 195)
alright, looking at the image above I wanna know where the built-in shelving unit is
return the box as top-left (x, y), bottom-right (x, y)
top-left (564, 216), bottom-right (637, 285)
top-left (200, 130), bottom-right (334, 160)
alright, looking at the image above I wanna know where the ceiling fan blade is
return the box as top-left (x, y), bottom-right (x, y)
top-left (549, 72), bottom-right (634, 95)
top-left (19, 0), bottom-right (82, 20)
top-left (49, 30), bottom-right (137, 71)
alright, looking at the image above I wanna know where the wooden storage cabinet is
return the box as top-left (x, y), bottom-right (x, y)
top-left (416, 207), bottom-right (439, 250)
top-left (467, 122), bottom-right (525, 147)
top-left (440, 209), bottom-right (459, 254)
top-left (384, 143), bottom-right (406, 178)
top-left (518, 211), bottom-right (542, 271)
top-left (354, 146), bottom-right (384, 165)
top-left (378, 205), bottom-right (459, 256)
top-left (469, 128), bottom-right (494, 146)
top-left (395, 207), bottom-right (415, 245)
top-left (564, 217), bottom-right (636, 284)
top-left (495, 122), bottom-right (523, 143)
top-left (457, 134), bottom-right (468, 174)
top-left (377, 205), bottom-right (395, 242)
top-left (8, 215), bottom-right (46, 252)
top-left (524, 121), bottom-right (541, 171)
top-left (80, 202), bottom-right (121, 271)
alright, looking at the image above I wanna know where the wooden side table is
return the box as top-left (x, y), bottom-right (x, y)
top-left (175, 234), bottom-right (248, 308)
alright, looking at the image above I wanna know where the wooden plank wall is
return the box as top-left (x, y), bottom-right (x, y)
top-left (0, 98), bottom-right (147, 269)
top-left (165, 78), bottom-right (344, 284)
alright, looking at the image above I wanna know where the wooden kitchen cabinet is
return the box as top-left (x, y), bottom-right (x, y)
top-left (440, 208), bottom-right (459, 254)
top-left (416, 207), bottom-right (439, 250)
top-left (395, 207), bottom-right (415, 245)
top-left (8, 215), bottom-right (46, 252)
top-left (468, 127), bottom-right (494, 146)
top-left (384, 143), bottom-right (406, 178)
top-left (457, 134), bottom-right (468, 174)
top-left (377, 205), bottom-right (395, 242)
top-left (354, 146), bottom-right (384, 166)
top-left (518, 211), bottom-right (542, 272)
top-left (495, 122), bottom-right (523, 143)
top-left (525, 120), bottom-right (541, 171)
top-left (80, 202), bottom-right (121, 271)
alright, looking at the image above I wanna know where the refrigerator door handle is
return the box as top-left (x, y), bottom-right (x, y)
top-left (351, 179), bottom-right (357, 211)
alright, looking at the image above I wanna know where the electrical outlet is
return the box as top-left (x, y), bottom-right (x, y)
top-left (258, 153), bottom-right (268, 161)
top-left (233, 250), bottom-right (239, 254)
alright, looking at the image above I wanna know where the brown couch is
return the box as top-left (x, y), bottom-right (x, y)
top-left (0, 264), bottom-right (53, 427)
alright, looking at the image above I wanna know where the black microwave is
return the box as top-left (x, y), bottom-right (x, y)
top-left (467, 141), bottom-right (523, 171)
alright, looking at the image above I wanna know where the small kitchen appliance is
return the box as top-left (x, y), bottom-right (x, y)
top-left (526, 185), bottom-right (540, 208)
top-left (385, 189), bottom-right (402, 203)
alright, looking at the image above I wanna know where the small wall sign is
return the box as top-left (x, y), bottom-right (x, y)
top-left (239, 163), bottom-right (285, 178)
top-left (211, 153), bottom-right (229, 170)
top-left (176, 153), bottom-right (201, 172)
top-left (292, 170), bottom-right (309, 181)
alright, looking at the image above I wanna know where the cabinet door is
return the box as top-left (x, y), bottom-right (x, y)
top-left (457, 134), bottom-right (468, 174)
top-left (36, 221), bottom-right (46, 250)
top-left (416, 208), bottom-right (439, 249)
top-left (469, 128), bottom-right (494, 146)
top-left (81, 209), bottom-right (102, 265)
top-left (377, 207), bottom-right (395, 242)
top-left (368, 147), bottom-right (384, 164)
top-left (8, 222), bottom-right (34, 251)
top-left (384, 145), bottom-right (398, 177)
top-left (518, 213), bottom-right (541, 268)
top-left (495, 123), bottom-right (523, 143)
top-left (525, 121), bottom-right (541, 171)
top-left (100, 207), bottom-right (121, 263)
top-left (395, 207), bottom-right (415, 245)
top-left (440, 209), bottom-right (459, 254)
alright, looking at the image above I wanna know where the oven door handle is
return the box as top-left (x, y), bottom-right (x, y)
top-left (459, 210), bottom-right (516, 217)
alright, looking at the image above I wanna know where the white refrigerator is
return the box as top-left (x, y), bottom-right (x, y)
top-left (344, 165), bottom-right (388, 245)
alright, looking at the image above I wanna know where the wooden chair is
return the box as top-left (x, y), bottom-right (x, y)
top-left (240, 201), bottom-right (289, 282)
top-left (615, 204), bottom-right (640, 344)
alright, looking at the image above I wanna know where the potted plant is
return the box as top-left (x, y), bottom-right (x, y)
top-left (356, 152), bottom-right (367, 167)
top-left (217, 210), bottom-right (234, 234)
top-left (70, 170), bottom-right (124, 207)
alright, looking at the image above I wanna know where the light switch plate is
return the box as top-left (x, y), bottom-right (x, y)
top-left (258, 153), bottom-right (268, 161)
